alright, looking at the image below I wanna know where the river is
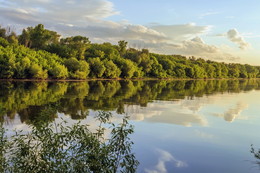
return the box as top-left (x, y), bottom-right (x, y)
top-left (1, 79), bottom-right (260, 173)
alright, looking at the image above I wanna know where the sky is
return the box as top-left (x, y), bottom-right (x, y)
top-left (0, 0), bottom-right (260, 65)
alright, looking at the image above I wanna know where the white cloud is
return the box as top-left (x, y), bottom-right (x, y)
top-left (0, 0), bottom-right (119, 26)
top-left (145, 149), bottom-right (187, 173)
top-left (131, 37), bottom-right (240, 62)
top-left (199, 11), bottom-right (220, 18)
top-left (226, 29), bottom-right (250, 50)
top-left (0, 0), bottom-right (244, 62)
top-left (151, 23), bottom-right (211, 43)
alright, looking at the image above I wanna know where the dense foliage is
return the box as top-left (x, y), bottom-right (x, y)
top-left (0, 111), bottom-right (139, 173)
top-left (0, 24), bottom-right (260, 79)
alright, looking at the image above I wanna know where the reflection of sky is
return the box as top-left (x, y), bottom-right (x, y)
top-left (3, 89), bottom-right (260, 173)
top-left (128, 90), bottom-right (260, 173)
top-left (125, 90), bottom-right (260, 125)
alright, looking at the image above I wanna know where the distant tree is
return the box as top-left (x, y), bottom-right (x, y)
top-left (19, 24), bottom-right (60, 49)
top-left (29, 63), bottom-right (48, 79)
top-left (0, 37), bottom-right (9, 47)
top-left (0, 26), bottom-right (18, 44)
top-left (88, 58), bottom-right (106, 78)
top-left (174, 64), bottom-right (186, 78)
top-left (118, 40), bottom-right (128, 56)
top-left (245, 64), bottom-right (258, 78)
top-left (228, 64), bottom-right (240, 78)
top-left (115, 58), bottom-right (140, 78)
top-left (103, 60), bottom-right (121, 78)
top-left (61, 36), bottom-right (90, 60)
top-left (0, 26), bottom-right (6, 38)
top-left (0, 53), bottom-right (15, 79)
top-left (19, 29), bottom-right (31, 48)
top-left (49, 64), bottom-right (68, 79)
top-left (64, 57), bottom-right (90, 79)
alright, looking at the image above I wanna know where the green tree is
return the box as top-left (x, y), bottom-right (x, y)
top-left (20, 24), bottom-right (60, 49)
top-left (103, 60), bottom-right (121, 78)
top-left (18, 29), bottom-right (31, 47)
top-left (61, 36), bottom-right (90, 60)
top-left (115, 58), bottom-right (139, 78)
top-left (118, 40), bottom-right (128, 56)
top-left (228, 64), bottom-right (240, 78)
top-left (49, 64), bottom-right (68, 79)
top-left (0, 50), bottom-right (15, 79)
top-left (88, 58), bottom-right (106, 78)
top-left (64, 57), bottom-right (90, 79)
top-left (29, 63), bottom-right (48, 79)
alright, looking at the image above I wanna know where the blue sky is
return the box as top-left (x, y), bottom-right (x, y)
top-left (0, 0), bottom-right (260, 65)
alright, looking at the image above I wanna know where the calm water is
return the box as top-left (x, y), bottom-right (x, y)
top-left (1, 79), bottom-right (260, 173)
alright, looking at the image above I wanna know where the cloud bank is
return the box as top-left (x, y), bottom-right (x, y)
top-left (0, 0), bottom-right (247, 62)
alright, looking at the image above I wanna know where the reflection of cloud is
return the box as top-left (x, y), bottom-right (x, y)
top-left (145, 149), bottom-right (187, 173)
top-left (213, 102), bottom-right (248, 122)
top-left (194, 130), bottom-right (214, 139)
top-left (145, 111), bottom-right (208, 127)
top-left (179, 97), bottom-right (214, 113)
top-left (125, 102), bottom-right (208, 127)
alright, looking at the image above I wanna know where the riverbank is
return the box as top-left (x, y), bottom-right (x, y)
top-left (0, 77), bottom-right (259, 82)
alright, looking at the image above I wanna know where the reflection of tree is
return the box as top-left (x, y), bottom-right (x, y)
top-left (0, 81), bottom-right (67, 118)
top-left (0, 112), bottom-right (139, 172)
top-left (1, 79), bottom-right (260, 124)
top-left (18, 103), bottom-right (58, 127)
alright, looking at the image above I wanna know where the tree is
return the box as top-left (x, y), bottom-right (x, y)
top-left (245, 64), bottom-right (258, 78)
top-left (88, 58), bottom-right (106, 78)
top-left (149, 56), bottom-right (167, 78)
top-left (115, 58), bottom-right (139, 78)
top-left (19, 24), bottom-right (60, 49)
top-left (0, 26), bottom-right (6, 38)
top-left (0, 37), bottom-right (9, 47)
top-left (61, 36), bottom-right (90, 60)
top-left (49, 64), bottom-right (68, 79)
top-left (29, 63), bottom-right (48, 79)
top-left (103, 60), bottom-right (121, 78)
top-left (185, 66), bottom-right (194, 78)
top-left (0, 112), bottom-right (139, 172)
top-left (174, 64), bottom-right (186, 78)
top-left (0, 53), bottom-right (15, 79)
top-left (228, 64), bottom-right (240, 78)
top-left (0, 26), bottom-right (18, 44)
top-left (18, 29), bottom-right (31, 48)
top-left (6, 32), bottom-right (18, 44)
top-left (118, 40), bottom-right (128, 56)
top-left (64, 58), bottom-right (90, 79)
top-left (158, 57), bottom-right (175, 77)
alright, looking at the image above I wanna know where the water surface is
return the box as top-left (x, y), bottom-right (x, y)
top-left (1, 79), bottom-right (260, 172)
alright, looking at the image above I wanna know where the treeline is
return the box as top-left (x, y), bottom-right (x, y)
top-left (0, 24), bottom-right (260, 79)
top-left (1, 79), bottom-right (260, 124)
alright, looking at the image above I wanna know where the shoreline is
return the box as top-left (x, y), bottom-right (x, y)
top-left (0, 78), bottom-right (259, 82)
